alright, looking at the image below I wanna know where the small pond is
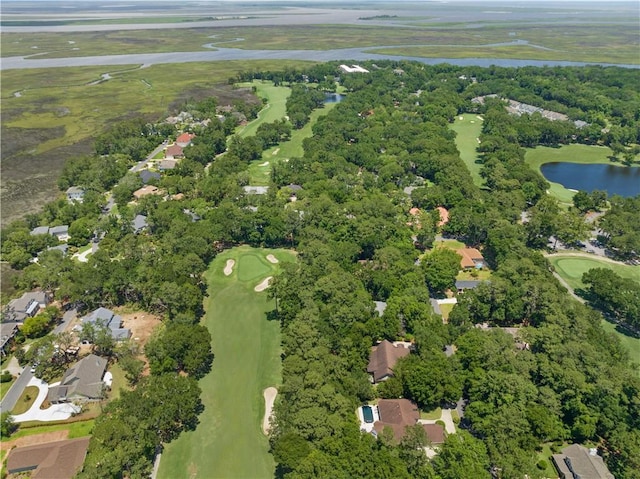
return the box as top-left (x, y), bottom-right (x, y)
top-left (324, 93), bottom-right (346, 104)
top-left (540, 162), bottom-right (640, 197)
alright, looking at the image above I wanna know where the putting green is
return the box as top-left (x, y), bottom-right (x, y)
top-left (237, 253), bottom-right (273, 282)
top-left (158, 246), bottom-right (296, 479)
top-left (549, 255), bottom-right (640, 291)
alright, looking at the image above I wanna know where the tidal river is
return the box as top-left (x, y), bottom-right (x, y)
top-left (2, 46), bottom-right (640, 71)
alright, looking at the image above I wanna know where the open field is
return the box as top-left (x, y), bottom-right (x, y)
top-left (525, 144), bottom-right (618, 204)
top-left (2, 20), bottom-right (638, 64)
top-left (548, 254), bottom-right (640, 366)
top-left (0, 60), bottom-right (313, 225)
top-left (158, 246), bottom-right (296, 479)
top-left (451, 114), bottom-right (484, 187)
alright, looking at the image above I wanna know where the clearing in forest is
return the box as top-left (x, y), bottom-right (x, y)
top-left (450, 113), bottom-right (484, 187)
top-left (157, 246), bottom-right (295, 479)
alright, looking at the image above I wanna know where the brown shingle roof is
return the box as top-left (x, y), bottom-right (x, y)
top-left (367, 340), bottom-right (411, 382)
top-left (373, 399), bottom-right (420, 443)
top-left (456, 248), bottom-right (484, 269)
top-left (422, 423), bottom-right (446, 444)
top-left (165, 144), bottom-right (183, 158)
top-left (7, 437), bottom-right (90, 479)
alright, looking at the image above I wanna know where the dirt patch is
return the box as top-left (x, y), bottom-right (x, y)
top-left (254, 276), bottom-right (272, 292)
top-left (262, 387), bottom-right (277, 435)
top-left (1, 430), bottom-right (69, 451)
top-left (118, 311), bottom-right (162, 349)
top-left (266, 254), bottom-right (279, 264)
top-left (224, 259), bottom-right (235, 276)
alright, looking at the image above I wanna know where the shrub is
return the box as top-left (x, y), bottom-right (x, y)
top-left (537, 459), bottom-right (548, 470)
top-left (0, 371), bottom-right (13, 383)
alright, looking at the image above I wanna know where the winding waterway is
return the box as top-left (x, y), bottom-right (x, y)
top-left (2, 45), bottom-right (640, 71)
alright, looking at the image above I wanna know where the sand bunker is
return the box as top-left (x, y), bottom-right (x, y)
top-left (476, 115), bottom-right (484, 121)
top-left (254, 276), bottom-right (273, 292)
top-left (262, 387), bottom-right (278, 435)
top-left (258, 161), bottom-right (269, 167)
top-left (272, 148), bottom-right (280, 155)
top-left (266, 254), bottom-right (279, 264)
top-left (223, 259), bottom-right (235, 276)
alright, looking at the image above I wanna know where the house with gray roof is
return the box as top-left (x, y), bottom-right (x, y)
top-left (80, 307), bottom-right (130, 341)
top-left (65, 186), bottom-right (85, 203)
top-left (3, 291), bottom-right (49, 323)
top-left (1, 323), bottom-right (19, 356)
top-left (132, 214), bottom-right (148, 234)
top-left (47, 354), bottom-right (108, 404)
top-left (30, 225), bottom-right (70, 241)
top-left (455, 280), bottom-right (482, 292)
top-left (552, 444), bottom-right (614, 479)
top-left (139, 169), bottom-right (161, 184)
top-left (243, 186), bottom-right (269, 195)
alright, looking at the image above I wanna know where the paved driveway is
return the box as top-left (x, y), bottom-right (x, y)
top-left (11, 377), bottom-right (80, 422)
top-left (418, 408), bottom-right (456, 435)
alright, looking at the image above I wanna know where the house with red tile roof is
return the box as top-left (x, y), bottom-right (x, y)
top-left (436, 206), bottom-right (449, 227)
top-left (175, 132), bottom-right (195, 147)
top-left (456, 248), bottom-right (485, 270)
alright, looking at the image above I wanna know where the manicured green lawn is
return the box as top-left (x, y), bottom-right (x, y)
top-left (420, 407), bottom-right (442, 420)
top-left (8, 419), bottom-right (94, 440)
top-left (249, 102), bottom-right (338, 185)
top-left (548, 255), bottom-right (640, 291)
top-left (11, 385), bottom-right (39, 415)
top-left (548, 254), bottom-right (640, 367)
top-left (439, 303), bottom-right (455, 322)
top-left (450, 114), bottom-right (484, 187)
top-left (535, 443), bottom-right (560, 478)
top-left (525, 144), bottom-right (618, 204)
top-left (237, 81), bottom-right (291, 139)
top-left (158, 246), bottom-right (296, 479)
top-left (433, 238), bottom-right (466, 250)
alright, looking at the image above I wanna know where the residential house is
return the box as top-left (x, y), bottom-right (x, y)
top-left (436, 206), bottom-right (449, 227)
top-left (80, 307), bottom-right (131, 341)
top-left (133, 185), bottom-right (162, 200)
top-left (3, 291), bottom-right (49, 322)
top-left (44, 244), bottom-right (69, 256)
top-left (183, 209), bottom-right (201, 222)
top-left (422, 423), bottom-right (446, 445)
top-left (175, 132), bottom-right (195, 147)
top-left (455, 280), bottom-right (481, 293)
top-left (367, 340), bottom-right (411, 383)
top-left (50, 225), bottom-right (70, 242)
top-left (65, 186), bottom-right (85, 203)
top-left (243, 186), bottom-right (269, 195)
top-left (456, 248), bottom-right (485, 270)
top-left (373, 399), bottom-right (445, 445)
top-left (139, 170), bottom-right (161, 185)
top-left (339, 64), bottom-right (369, 73)
top-left (373, 301), bottom-right (387, 317)
top-left (47, 354), bottom-right (108, 404)
top-left (164, 144), bottom-right (184, 160)
top-left (159, 159), bottom-right (178, 171)
top-left (132, 214), bottom-right (148, 234)
top-left (6, 437), bottom-right (90, 479)
top-left (1, 322), bottom-right (19, 356)
top-left (552, 444), bottom-right (614, 479)
top-left (30, 225), bottom-right (70, 241)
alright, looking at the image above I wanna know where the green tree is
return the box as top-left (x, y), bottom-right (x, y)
top-left (422, 248), bottom-right (461, 295)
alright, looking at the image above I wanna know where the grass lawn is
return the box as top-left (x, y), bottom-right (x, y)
top-left (456, 269), bottom-right (492, 281)
top-left (107, 362), bottom-right (130, 402)
top-left (158, 246), bottom-right (296, 479)
top-left (548, 254), bottom-right (640, 367)
top-left (0, 376), bottom-right (16, 401)
top-left (439, 303), bottom-right (455, 322)
top-left (525, 144), bottom-right (618, 204)
top-left (450, 114), bottom-right (484, 187)
top-left (535, 443), bottom-right (560, 478)
top-left (237, 81), bottom-right (291, 139)
top-left (8, 419), bottom-right (94, 441)
top-left (11, 385), bottom-right (39, 415)
top-left (433, 238), bottom-right (466, 250)
top-left (420, 408), bottom-right (442, 420)
top-left (248, 102), bottom-right (338, 185)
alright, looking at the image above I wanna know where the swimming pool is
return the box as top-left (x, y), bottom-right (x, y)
top-left (362, 405), bottom-right (374, 423)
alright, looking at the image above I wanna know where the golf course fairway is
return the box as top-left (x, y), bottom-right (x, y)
top-left (157, 246), bottom-right (296, 479)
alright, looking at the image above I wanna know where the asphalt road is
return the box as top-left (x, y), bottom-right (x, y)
top-left (0, 368), bottom-right (33, 414)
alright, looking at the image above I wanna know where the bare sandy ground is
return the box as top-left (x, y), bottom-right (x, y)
top-left (1, 430), bottom-right (69, 451)
top-left (224, 259), bottom-right (235, 276)
top-left (262, 387), bottom-right (278, 435)
top-left (254, 276), bottom-right (272, 292)
top-left (266, 254), bottom-right (279, 264)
